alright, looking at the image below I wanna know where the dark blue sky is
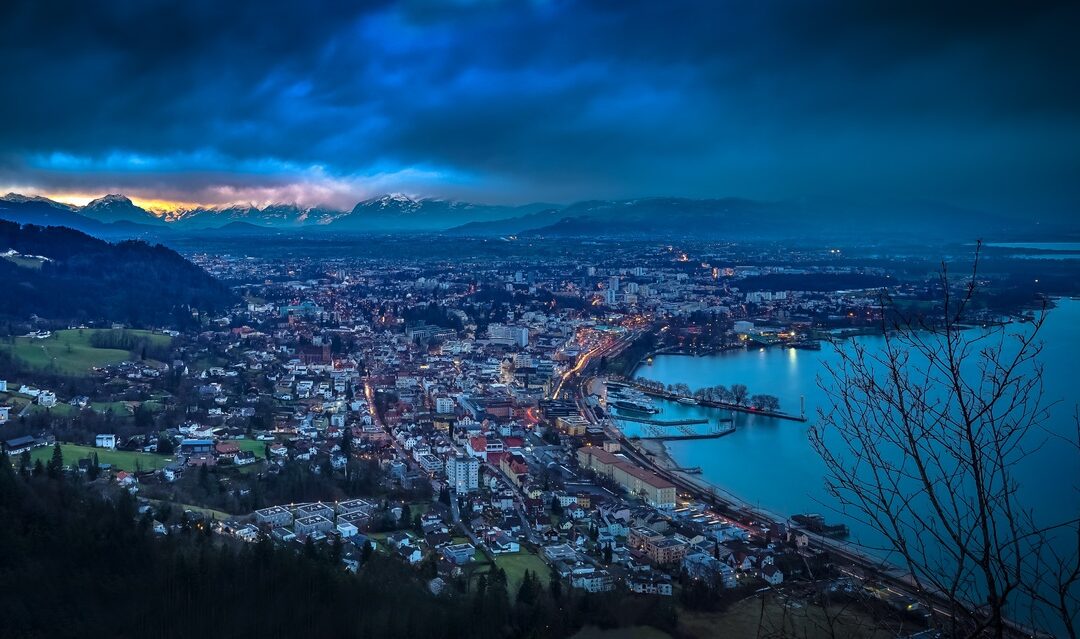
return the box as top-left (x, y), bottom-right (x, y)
top-left (0, 0), bottom-right (1077, 218)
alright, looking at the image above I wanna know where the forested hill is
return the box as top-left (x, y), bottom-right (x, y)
top-left (0, 220), bottom-right (235, 326)
top-left (0, 453), bottom-right (679, 639)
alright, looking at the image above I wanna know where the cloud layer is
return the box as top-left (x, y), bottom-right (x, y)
top-left (1, 0), bottom-right (1077, 217)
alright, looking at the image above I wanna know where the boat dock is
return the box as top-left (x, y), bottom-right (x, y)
top-left (631, 425), bottom-right (736, 441)
top-left (615, 415), bottom-right (711, 426)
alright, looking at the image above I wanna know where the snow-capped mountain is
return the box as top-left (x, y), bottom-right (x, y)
top-left (81, 194), bottom-right (167, 226)
top-left (168, 203), bottom-right (349, 228)
top-left (1, 193), bottom-right (79, 212)
top-left (1, 191), bottom-right (552, 233)
top-left (0, 191), bottom-right (1023, 239)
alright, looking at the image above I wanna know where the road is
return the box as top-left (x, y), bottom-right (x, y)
top-left (483, 461), bottom-right (541, 545)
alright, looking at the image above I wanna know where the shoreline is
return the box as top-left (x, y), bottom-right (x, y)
top-left (626, 433), bottom-right (901, 572)
top-left (631, 437), bottom-right (791, 525)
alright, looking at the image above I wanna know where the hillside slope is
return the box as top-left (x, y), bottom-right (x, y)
top-left (0, 220), bottom-right (235, 326)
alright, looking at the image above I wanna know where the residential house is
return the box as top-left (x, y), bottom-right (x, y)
top-left (254, 505), bottom-right (294, 528)
top-left (441, 543), bottom-right (475, 565)
top-left (294, 514), bottom-right (334, 537)
top-left (761, 564), bottom-right (784, 586)
top-left (295, 502), bottom-right (334, 521)
top-left (570, 566), bottom-right (615, 593)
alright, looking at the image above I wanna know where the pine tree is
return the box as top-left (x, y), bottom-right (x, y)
top-left (549, 570), bottom-right (562, 601)
top-left (197, 463), bottom-right (210, 492)
top-left (517, 570), bottom-right (539, 605)
top-left (47, 443), bottom-right (63, 479)
top-left (0, 450), bottom-right (17, 502)
top-left (330, 535), bottom-right (343, 565)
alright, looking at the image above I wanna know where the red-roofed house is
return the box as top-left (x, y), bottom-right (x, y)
top-left (215, 441), bottom-right (240, 460)
top-left (499, 452), bottom-right (529, 486)
top-left (469, 436), bottom-right (487, 459)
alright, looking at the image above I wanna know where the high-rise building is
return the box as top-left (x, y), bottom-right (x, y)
top-left (446, 455), bottom-right (479, 493)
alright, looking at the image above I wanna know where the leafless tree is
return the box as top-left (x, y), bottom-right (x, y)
top-left (731, 383), bottom-right (749, 406)
top-left (810, 246), bottom-right (1080, 638)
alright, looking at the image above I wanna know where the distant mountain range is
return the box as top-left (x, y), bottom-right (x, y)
top-left (0, 192), bottom-right (555, 233)
top-left (449, 197), bottom-right (1029, 240)
top-left (0, 191), bottom-right (1055, 240)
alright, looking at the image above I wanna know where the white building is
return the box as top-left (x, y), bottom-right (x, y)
top-left (37, 391), bottom-right (57, 407)
top-left (570, 567), bottom-right (615, 593)
top-left (446, 455), bottom-right (479, 493)
top-left (487, 324), bottom-right (529, 348)
top-left (733, 320), bottom-right (755, 334)
top-left (435, 396), bottom-right (456, 415)
top-left (95, 434), bottom-right (117, 450)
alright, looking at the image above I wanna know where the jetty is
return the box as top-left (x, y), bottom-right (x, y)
top-left (630, 425), bottom-right (736, 441)
top-left (614, 415), bottom-right (711, 426)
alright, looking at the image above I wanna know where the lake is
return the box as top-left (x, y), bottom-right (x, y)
top-left (625, 299), bottom-right (1080, 551)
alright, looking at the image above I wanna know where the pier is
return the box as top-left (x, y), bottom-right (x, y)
top-left (614, 414), bottom-right (712, 426)
top-left (630, 425), bottom-right (736, 441)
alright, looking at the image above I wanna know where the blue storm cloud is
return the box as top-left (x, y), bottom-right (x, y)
top-left (0, 0), bottom-right (1077, 216)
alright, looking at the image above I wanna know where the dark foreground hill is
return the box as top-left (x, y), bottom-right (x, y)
top-left (0, 455), bottom-right (679, 639)
top-left (0, 220), bottom-right (235, 326)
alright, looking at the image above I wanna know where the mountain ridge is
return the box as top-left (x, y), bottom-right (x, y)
top-left (0, 191), bottom-right (1051, 239)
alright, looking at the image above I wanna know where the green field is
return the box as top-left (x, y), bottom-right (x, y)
top-left (1, 393), bottom-right (163, 420)
top-left (492, 550), bottom-right (551, 592)
top-left (0, 329), bottom-right (172, 376)
top-left (31, 443), bottom-right (174, 472)
top-left (233, 439), bottom-right (272, 454)
top-left (146, 499), bottom-right (232, 521)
